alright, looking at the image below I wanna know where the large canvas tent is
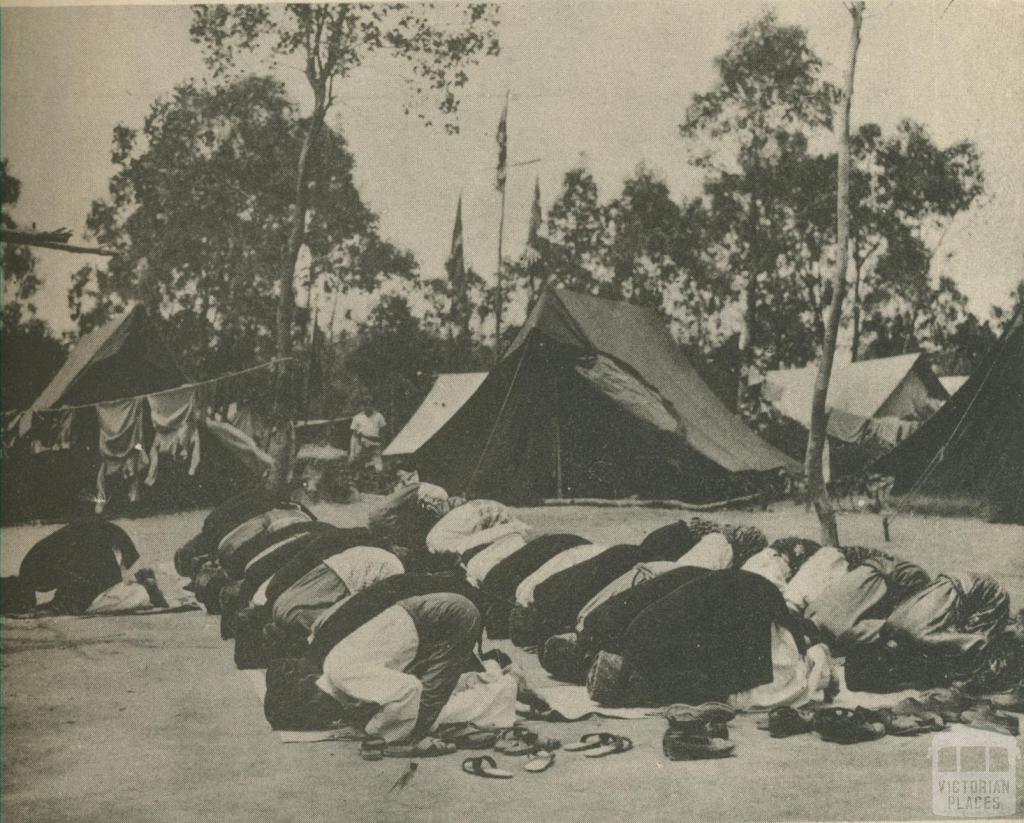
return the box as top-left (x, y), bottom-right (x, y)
top-left (763, 353), bottom-right (948, 478)
top-left (875, 308), bottom-right (1024, 524)
top-left (24, 302), bottom-right (189, 414)
top-left (412, 288), bottom-right (798, 504)
top-left (384, 373), bottom-right (487, 457)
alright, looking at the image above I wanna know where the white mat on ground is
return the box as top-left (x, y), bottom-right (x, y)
top-left (536, 686), bottom-right (664, 721)
top-left (7, 562), bottom-right (200, 618)
top-left (243, 669), bottom-right (364, 743)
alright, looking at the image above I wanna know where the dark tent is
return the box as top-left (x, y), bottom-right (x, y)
top-left (3, 304), bottom-right (269, 523)
top-left (875, 307), bottom-right (1024, 523)
top-left (413, 288), bottom-right (798, 504)
top-left (24, 302), bottom-right (188, 412)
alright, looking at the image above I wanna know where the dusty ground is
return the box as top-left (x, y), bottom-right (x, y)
top-left (3, 500), bottom-right (1023, 822)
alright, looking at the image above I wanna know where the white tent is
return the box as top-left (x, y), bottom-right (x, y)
top-left (383, 373), bottom-right (488, 457)
top-left (764, 352), bottom-right (948, 442)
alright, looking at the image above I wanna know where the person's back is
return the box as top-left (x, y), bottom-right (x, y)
top-left (18, 518), bottom-right (139, 614)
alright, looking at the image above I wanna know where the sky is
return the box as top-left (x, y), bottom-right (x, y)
top-left (2, 0), bottom-right (1023, 337)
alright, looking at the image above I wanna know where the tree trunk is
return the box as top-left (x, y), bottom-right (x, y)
top-left (850, 258), bottom-right (863, 361)
top-left (268, 85), bottom-right (328, 488)
top-left (737, 196), bottom-right (761, 407)
top-left (805, 1), bottom-right (864, 547)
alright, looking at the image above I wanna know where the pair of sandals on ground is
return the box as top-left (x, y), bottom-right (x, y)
top-left (761, 686), bottom-right (1021, 744)
top-left (461, 727), bottom-right (634, 779)
top-left (360, 724), bottom-right (563, 766)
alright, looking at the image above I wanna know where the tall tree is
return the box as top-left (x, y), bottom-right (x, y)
top-left (806, 1), bottom-right (864, 547)
top-left (538, 166), bottom-right (611, 293)
top-left (75, 76), bottom-right (413, 383)
top-left (848, 121), bottom-right (984, 359)
top-left (605, 166), bottom-right (685, 308)
top-left (680, 11), bottom-right (836, 395)
top-left (189, 4), bottom-right (500, 472)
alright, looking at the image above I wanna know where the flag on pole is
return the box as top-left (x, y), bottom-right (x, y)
top-left (528, 177), bottom-right (541, 245)
top-left (447, 194), bottom-right (466, 288)
top-left (523, 177), bottom-right (542, 264)
top-left (495, 96), bottom-right (508, 192)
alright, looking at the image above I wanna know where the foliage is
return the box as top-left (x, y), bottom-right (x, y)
top-left (189, 4), bottom-right (500, 135)
top-left (189, 4), bottom-right (500, 441)
top-left (2, 160), bottom-right (41, 310)
top-left (848, 120), bottom-right (984, 359)
top-left (344, 293), bottom-right (446, 427)
top-left (73, 76), bottom-right (413, 379)
top-left (2, 306), bottom-right (67, 412)
top-left (679, 10), bottom-right (836, 375)
top-left (2, 161), bottom-right (67, 411)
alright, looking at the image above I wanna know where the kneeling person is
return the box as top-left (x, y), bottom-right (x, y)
top-left (316, 593), bottom-right (483, 755)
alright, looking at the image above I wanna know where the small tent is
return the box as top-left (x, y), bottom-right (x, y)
top-left (411, 288), bottom-right (798, 504)
top-left (384, 373), bottom-right (488, 457)
top-left (763, 353), bottom-right (948, 477)
top-left (875, 308), bottom-right (1024, 523)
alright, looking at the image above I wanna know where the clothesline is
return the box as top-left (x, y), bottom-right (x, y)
top-left (28, 357), bottom-right (293, 415)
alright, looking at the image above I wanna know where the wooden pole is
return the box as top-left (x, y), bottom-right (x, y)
top-left (1, 233), bottom-right (114, 256)
top-left (554, 417), bottom-right (564, 500)
top-left (494, 90), bottom-right (509, 361)
top-left (495, 180), bottom-right (507, 361)
top-left (804, 0), bottom-right (865, 547)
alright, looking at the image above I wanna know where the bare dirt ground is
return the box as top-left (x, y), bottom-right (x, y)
top-left (3, 500), bottom-right (1023, 822)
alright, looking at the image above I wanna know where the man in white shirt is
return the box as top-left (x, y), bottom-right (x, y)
top-left (349, 403), bottom-right (387, 472)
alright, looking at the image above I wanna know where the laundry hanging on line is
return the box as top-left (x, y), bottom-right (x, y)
top-left (96, 398), bottom-right (148, 512)
top-left (145, 385), bottom-right (204, 487)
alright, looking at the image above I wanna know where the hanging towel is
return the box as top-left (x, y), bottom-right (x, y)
top-left (96, 399), bottom-right (148, 511)
top-left (146, 387), bottom-right (201, 486)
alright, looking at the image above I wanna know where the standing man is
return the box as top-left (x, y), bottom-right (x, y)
top-left (350, 402), bottom-right (387, 473)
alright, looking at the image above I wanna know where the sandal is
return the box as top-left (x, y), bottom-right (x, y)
top-left (814, 707), bottom-right (886, 745)
top-left (662, 702), bottom-right (736, 725)
top-left (495, 727), bottom-right (560, 756)
top-left (385, 737), bottom-right (456, 758)
top-left (873, 708), bottom-right (935, 737)
top-left (463, 755), bottom-right (513, 779)
top-left (960, 705), bottom-right (1020, 737)
top-left (437, 723), bottom-right (499, 750)
top-left (360, 736), bottom-right (386, 762)
top-left (894, 696), bottom-right (954, 727)
top-left (663, 728), bottom-right (735, 761)
top-left (763, 707), bottom-right (814, 738)
top-left (564, 732), bottom-right (618, 752)
top-left (584, 734), bottom-right (633, 758)
top-left (524, 749), bottom-right (556, 773)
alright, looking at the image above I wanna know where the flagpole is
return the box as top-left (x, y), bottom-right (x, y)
top-left (495, 183), bottom-right (507, 361)
top-left (494, 89), bottom-right (510, 362)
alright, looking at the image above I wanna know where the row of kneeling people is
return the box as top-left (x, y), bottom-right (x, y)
top-left (174, 480), bottom-right (1023, 753)
top-left (173, 481), bottom-right (556, 755)
top-left (540, 539), bottom-right (1020, 709)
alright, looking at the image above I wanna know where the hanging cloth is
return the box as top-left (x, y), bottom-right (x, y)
top-left (145, 386), bottom-right (201, 487)
top-left (96, 398), bottom-right (148, 512)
